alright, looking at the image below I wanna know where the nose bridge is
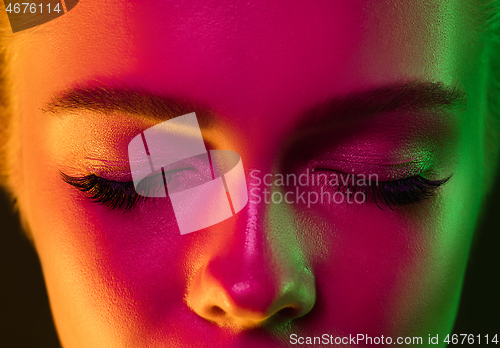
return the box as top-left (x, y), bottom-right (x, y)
top-left (186, 180), bottom-right (316, 328)
top-left (207, 198), bottom-right (280, 312)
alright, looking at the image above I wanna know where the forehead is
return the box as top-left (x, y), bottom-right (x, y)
top-left (13, 0), bottom-right (474, 137)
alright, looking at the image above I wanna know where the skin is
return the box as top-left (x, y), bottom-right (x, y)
top-left (7, 0), bottom-right (491, 347)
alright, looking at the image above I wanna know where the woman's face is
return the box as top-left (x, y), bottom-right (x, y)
top-left (11, 1), bottom-right (489, 347)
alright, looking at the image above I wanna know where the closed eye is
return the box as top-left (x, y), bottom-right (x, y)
top-left (61, 172), bottom-right (143, 211)
top-left (314, 170), bottom-right (451, 209)
top-left (61, 170), bottom-right (451, 212)
top-left (368, 175), bottom-right (451, 209)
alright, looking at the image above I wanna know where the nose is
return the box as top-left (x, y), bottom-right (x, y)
top-left (186, 200), bottom-right (316, 329)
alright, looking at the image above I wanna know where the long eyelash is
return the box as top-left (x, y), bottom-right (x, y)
top-left (62, 171), bottom-right (451, 212)
top-left (370, 175), bottom-right (451, 209)
top-left (341, 175), bottom-right (451, 210)
top-left (61, 172), bottom-right (143, 211)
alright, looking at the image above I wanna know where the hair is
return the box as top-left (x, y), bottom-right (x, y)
top-left (0, 1), bottom-right (499, 209)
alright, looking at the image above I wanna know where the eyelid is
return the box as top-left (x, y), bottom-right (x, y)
top-left (309, 159), bottom-right (430, 181)
top-left (76, 151), bottom-right (211, 183)
top-left (60, 172), bottom-right (142, 211)
top-left (310, 167), bottom-right (451, 209)
top-left (76, 159), bottom-right (135, 182)
top-left (371, 175), bottom-right (451, 209)
top-left (62, 166), bottom-right (451, 212)
top-left (60, 157), bottom-right (212, 211)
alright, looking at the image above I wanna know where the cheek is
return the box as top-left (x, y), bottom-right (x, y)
top-left (278, 182), bottom-right (472, 335)
top-left (59, 193), bottom-right (189, 305)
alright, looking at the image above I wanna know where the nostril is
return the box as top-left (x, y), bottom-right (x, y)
top-left (276, 306), bottom-right (301, 319)
top-left (209, 306), bottom-right (226, 318)
top-left (187, 253), bottom-right (316, 329)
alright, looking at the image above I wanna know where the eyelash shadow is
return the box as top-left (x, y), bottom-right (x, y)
top-left (367, 175), bottom-right (451, 210)
top-left (61, 172), bottom-right (144, 211)
top-left (312, 170), bottom-right (451, 210)
top-left (61, 171), bottom-right (451, 212)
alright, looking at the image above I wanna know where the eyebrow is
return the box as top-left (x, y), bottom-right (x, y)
top-left (299, 81), bottom-right (466, 129)
top-left (42, 85), bottom-right (214, 128)
top-left (43, 81), bottom-right (465, 130)
top-left (279, 81), bottom-right (466, 168)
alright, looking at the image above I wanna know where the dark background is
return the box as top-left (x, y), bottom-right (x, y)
top-left (0, 174), bottom-right (499, 347)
